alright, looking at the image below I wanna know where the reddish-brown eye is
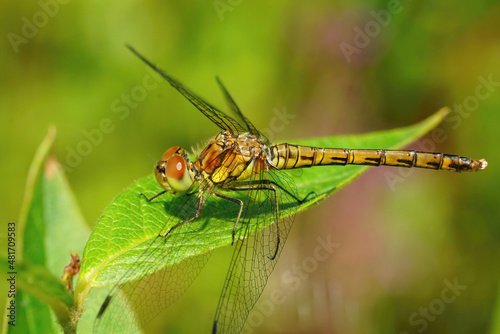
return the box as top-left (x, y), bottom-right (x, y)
top-left (166, 155), bottom-right (185, 180)
top-left (161, 146), bottom-right (180, 161)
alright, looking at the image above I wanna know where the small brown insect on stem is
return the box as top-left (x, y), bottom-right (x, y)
top-left (61, 252), bottom-right (81, 291)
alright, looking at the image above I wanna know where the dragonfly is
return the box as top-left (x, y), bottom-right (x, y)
top-left (94, 46), bottom-right (488, 334)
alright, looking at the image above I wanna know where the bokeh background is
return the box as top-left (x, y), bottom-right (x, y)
top-left (1, 0), bottom-right (499, 333)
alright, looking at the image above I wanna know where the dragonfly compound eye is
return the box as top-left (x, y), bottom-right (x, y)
top-left (161, 146), bottom-right (181, 161)
top-left (154, 162), bottom-right (170, 191)
top-left (166, 155), bottom-right (186, 180)
top-left (154, 146), bottom-right (194, 194)
top-left (164, 155), bottom-right (194, 194)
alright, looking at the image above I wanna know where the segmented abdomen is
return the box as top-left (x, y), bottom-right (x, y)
top-left (268, 143), bottom-right (487, 172)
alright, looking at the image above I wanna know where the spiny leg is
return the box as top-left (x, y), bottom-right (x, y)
top-left (139, 189), bottom-right (202, 241)
top-left (230, 179), bottom-right (315, 204)
top-left (212, 192), bottom-right (244, 246)
top-left (160, 193), bottom-right (205, 238)
top-left (224, 184), bottom-right (281, 260)
top-left (139, 190), bottom-right (167, 202)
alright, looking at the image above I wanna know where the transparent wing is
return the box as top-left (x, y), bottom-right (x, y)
top-left (93, 180), bottom-right (240, 334)
top-left (127, 45), bottom-right (246, 134)
top-left (93, 190), bottom-right (206, 333)
top-left (215, 77), bottom-right (270, 144)
top-left (212, 164), bottom-right (299, 333)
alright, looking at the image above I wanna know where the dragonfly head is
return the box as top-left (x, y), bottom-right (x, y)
top-left (155, 146), bottom-right (195, 195)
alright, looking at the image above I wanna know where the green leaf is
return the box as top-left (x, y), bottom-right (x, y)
top-left (1, 256), bottom-right (73, 310)
top-left (12, 126), bottom-right (91, 334)
top-left (489, 278), bottom-right (500, 334)
top-left (77, 107), bottom-right (449, 304)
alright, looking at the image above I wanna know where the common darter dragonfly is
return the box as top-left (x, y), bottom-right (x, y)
top-left (94, 46), bottom-right (487, 334)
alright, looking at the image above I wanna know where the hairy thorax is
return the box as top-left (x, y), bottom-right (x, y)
top-left (193, 131), bottom-right (270, 185)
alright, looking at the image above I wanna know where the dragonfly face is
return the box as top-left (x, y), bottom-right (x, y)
top-left (155, 146), bottom-right (195, 195)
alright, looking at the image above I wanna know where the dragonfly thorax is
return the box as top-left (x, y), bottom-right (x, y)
top-left (193, 131), bottom-right (270, 185)
top-left (155, 146), bottom-right (196, 195)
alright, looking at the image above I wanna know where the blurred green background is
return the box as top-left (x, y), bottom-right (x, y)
top-left (1, 0), bottom-right (499, 333)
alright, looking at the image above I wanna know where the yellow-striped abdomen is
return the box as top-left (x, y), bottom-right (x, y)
top-left (268, 143), bottom-right (487, 172)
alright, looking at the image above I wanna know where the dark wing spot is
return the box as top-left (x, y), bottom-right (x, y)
top-left (97, 295), bottom-right (112, 319)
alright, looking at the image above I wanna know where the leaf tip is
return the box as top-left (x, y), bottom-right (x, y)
top-left (436, 106), bottom-right (451, 119)
top-left (45, 154), bottom-right (61, 179)
top-left (48, 124), bottom-right (57, 139)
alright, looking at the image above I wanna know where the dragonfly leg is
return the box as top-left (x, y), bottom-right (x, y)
top-left (300, 191), bottom-right (317, 203)
top-left (224, 184), bottom-right (281, 260)
top-left (160, 192), bottom-right (204, 237)
top-left (271, 182), bottom-right (314, 204)
top-left (230, 179), bottom-right (314, 204)
top-left (265, 184), bottom-right (280, 260)
top-left (139, 190), bottom-right (167, 202)
top-left (212, 192), bottom-right (244, 245)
